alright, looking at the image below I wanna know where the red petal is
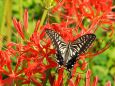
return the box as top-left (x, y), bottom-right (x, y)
top-left (2, 51), bottom-right (12, 73)
top-left (81, 61), bottom-right (88, 70)
top-left (92, 76), bottom-right (98, 86)
top-left (54, 68), bottom-right (64, 86)
top-left (0, 74), bottom-right (4, 86)
top-left (24, 9), bottom-right (28, 30)
top-left (79, 3), bottom-right (94, 19)
top-left (46, 57), bottom-right (57, 69)
top-left (72, 61), bottom-right (79, 77)
top-left (30, 32), bottom-right (40, 45)
top-left (3, 77), bottom-right (14, 86)
top-left (68, 79), bottom-right (75, 86)
top-left (105, 81), bottom-right (111, 86)
top-left (85, 69), bottom-right (91, 86)
top-left (34, 20), bottom-right (40, 33)
top-left (30, 77), bottom-right (42, 86)
top-left (74, 74), bottom-right (81, 86)
top-left (13, 18), bottom-right (24, 39)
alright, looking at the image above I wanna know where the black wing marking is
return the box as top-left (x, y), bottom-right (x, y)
top-left (66, 34), bottom-right (96, 70)
top-left (56, 50), bottom-right (64, 66)
top-left (45, 29), bottom-right (66, 50)
top-left (45, 29), bottom-right (67, 66)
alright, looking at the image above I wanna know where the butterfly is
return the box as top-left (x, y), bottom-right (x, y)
top-left (45, 29), bottom-right (96, 77)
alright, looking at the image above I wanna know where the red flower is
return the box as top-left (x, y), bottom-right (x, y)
top-left (13, 9), bottom-right (29, 39)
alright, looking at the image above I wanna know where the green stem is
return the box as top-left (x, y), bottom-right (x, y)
top-left (38, 0), bottom-right (54, 32)
top-left (0, 0), bottom-right (9, 49)
top-left (43, 69), bottom-right (51, 86)
top-left (38, 9), bottom-right (48, 32)
top-left (19, 0), bottom-right (23, 22)
top-left (19, 0), bottom-right (23, 43)
top-left (6, 0), bottom-right (12, 43)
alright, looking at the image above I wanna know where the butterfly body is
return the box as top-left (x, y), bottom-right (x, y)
top-left (45, 29), bottom-right (96, 72)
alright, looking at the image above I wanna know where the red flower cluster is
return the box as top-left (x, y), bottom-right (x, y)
top-left (0, 10), bottom-right (57, 86)
top-left (0, 0), bottom-right (114, 85)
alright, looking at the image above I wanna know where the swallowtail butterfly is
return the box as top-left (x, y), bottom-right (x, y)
top-left (45, 29), bottom-right (96, 77)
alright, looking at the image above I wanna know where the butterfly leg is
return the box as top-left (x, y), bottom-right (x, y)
top-left (56, 65), bottom-right (61, 73)
top-left (67, 69), bottom-right (72, 79)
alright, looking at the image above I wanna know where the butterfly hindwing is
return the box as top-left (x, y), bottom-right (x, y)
top-left (65, 34), bottom-right (96, 70)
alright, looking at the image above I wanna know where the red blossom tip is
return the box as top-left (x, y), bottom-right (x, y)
top-left (85, 69), bottom-right (91, 86)
top-left (13, 17), bottom-right (25, 39)
top-left (105, 81), bottom-right (111, 86)
top-left (24, 9), bottom-right (28, 30)
top-left (92, 76), bottom-right (98, 86)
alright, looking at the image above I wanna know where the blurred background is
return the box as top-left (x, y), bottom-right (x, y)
top-left (0, 0), bottom-right (115, 86)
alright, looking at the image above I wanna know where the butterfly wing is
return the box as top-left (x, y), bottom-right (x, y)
top-left (45, 29), bottom-right (67, 66)
top-left (66, 34), bottom-right (96, 70)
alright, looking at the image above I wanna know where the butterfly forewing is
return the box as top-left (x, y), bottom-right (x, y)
top-left (65, 34), bottom-right (96, 70)
top-left (45, 29), bottom-right (67, 66)
top-left (71, 34), bottom-right (96, 55)
top-left (46, 29), bottom-right (66, 49)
